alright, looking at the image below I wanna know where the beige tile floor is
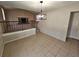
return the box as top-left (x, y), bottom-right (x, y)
top-left (2, 32), bottom-right (79, 57)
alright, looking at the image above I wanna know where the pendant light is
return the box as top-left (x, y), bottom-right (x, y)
top-left (36, 1), bottom-right (46, 21)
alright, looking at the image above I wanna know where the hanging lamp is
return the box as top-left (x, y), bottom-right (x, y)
top-left (36, 1), bottom-right (46, 21)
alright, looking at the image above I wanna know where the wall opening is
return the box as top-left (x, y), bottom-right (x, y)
top-left (66, 12), bottom-right (79, 40)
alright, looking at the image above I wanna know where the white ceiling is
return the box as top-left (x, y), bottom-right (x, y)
top-left (0, 1), bottom-right (79, 12)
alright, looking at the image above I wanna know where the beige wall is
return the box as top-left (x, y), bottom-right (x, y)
top-left (0, 23), bottom-right (4, 56)
top-left (5, 9), bottom-right (36, 21)
top-left (38, 4), bottom-right (79, 41)
top-left (0, 6), bottom-right (4, 56)
top-left (0, 7), bottom-right (2, 20)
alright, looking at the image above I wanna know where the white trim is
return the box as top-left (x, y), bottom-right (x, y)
top-left (3, 28), bottom-right (35, 36)
top-left (40, 29), bottom-right (66, 42)
top-left (68, 35), bottom-right (79, 40)
top-left (3, 28), bottom-right (36, 44)
top-left (1, 8), bottom-right (5, 21)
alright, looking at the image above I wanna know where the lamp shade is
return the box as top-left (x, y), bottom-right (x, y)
top-left (36, 14), bottom-right (46, 21)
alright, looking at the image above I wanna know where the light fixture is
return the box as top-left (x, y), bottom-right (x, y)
top-left (36, 1), bottom-right (46, 21)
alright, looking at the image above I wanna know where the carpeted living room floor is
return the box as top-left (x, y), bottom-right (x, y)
top-left (2, 32), bottom-right (79, 57)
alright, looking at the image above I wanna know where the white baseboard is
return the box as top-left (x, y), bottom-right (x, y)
top-left (40, 29), bottom-right (66, 42)
top-left (68, 35), bottom-right (79, 40)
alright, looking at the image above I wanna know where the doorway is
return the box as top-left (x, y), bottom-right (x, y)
top-left (66, 12), bottom-right (79, 40)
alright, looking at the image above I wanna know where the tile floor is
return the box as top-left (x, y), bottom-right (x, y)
top-left (2, 32), bottom-right (79, 57)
